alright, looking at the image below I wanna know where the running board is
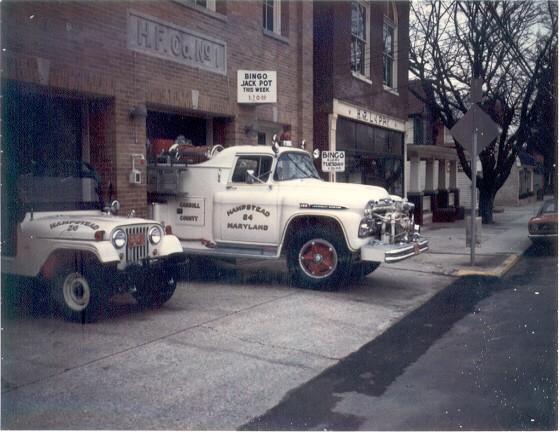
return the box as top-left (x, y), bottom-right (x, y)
top-left (183, 244), bottom-right (280, 260)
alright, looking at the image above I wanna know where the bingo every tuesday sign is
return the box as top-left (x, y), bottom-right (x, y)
top-left (321, 151), bottom-right (345, 172)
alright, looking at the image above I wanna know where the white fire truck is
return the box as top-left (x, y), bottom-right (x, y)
top-left (147, 137), bottom-right (428, 290)
top-left (1, 161), bottom-right (185, 322)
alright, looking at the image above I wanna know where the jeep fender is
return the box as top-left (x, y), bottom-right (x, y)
top-left (157, 235), bottom-right (184, 257)
top-left (39, 242), bottom-right (119, 279)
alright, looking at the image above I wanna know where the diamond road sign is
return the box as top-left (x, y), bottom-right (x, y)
top-left (450, 105), bottom-right (501, 155)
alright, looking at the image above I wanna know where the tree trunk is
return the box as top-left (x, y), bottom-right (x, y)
top-left (478, 185), bottom-right (496, 224)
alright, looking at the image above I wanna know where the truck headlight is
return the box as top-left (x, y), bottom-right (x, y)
top-left (112, 229), bottom-right (127, 249)
top-left (148, 226), bottom-right (162, 245)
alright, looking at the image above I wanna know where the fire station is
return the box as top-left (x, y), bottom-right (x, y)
top-left (1, 1), bottom-right (313, 224)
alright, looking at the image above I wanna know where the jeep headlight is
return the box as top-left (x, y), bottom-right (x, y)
top-left (112, 229), bottom-right (127, 249)
top-left (148, 226), bottom-right (162, 245)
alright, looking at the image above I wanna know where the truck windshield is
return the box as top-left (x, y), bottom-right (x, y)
top-left (17, 161), bottom-right (102, 212)
top-left (274, 152), bottom-right (321, 181)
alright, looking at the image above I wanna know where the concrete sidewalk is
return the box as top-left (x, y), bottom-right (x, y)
top-left (385, 198), bottom-right (550, 279)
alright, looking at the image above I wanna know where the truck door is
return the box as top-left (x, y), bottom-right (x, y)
top-left (215, 155), bottom-right (279, 245)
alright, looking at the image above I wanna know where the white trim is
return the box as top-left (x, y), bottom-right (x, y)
top-left (333, 99), bottom-right (406, 132)
top-left (273, 0), bottom-right (281, 35)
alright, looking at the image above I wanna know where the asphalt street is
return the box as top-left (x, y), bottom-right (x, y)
top-left (241, 243), bottom-right (558, 431)
top-left (1, 199), bottom-right (556, 430)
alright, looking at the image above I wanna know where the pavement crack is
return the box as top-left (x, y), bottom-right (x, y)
top-left (201, 324), bottom-right (340, 364)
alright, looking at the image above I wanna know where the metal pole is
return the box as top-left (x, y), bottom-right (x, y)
top-left (471, 120), bottom-right (477, 266)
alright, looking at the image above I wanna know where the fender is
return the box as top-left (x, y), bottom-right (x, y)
top-left (12, 239), bottom-right (119, 278)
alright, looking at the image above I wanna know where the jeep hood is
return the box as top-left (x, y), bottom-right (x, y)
top-left (21, 211), bottom-right (159, 241)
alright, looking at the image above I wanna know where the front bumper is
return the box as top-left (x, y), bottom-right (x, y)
top-left (118, 252), bottom-right (186, 270)
top-left (528, 233), bottom-right (557, 241)
top-left (360, 238), bottom-right (429, 263)
top-left (138, 252), bottom-right (187, 267)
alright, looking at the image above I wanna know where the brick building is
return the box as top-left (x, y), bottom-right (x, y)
top-left (1, 0), bottom-right (313, 225)
top-left (313, 1), bottom-right (410, 196)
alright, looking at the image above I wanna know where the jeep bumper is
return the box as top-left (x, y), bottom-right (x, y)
top-left (360, 238), bottom-right (429, 263)
top-left (140, 252), bottom-right (187, 267)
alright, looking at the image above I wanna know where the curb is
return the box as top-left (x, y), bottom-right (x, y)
top-left (455, 254), bottom-right (520, 278)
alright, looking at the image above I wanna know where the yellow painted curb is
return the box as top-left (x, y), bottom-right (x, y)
top-left (456, 255), bottom-right (520, 278)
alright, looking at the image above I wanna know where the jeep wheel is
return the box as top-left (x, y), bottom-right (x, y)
top-left (52, 263), bottom-right (107, 323)
top-left (132, 270), bottom-right (177, 308)
top-left (287, 227), bottom-right (351, 290)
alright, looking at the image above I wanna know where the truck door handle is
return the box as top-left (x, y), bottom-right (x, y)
top-left (226, 185), bottom-right (237, 190)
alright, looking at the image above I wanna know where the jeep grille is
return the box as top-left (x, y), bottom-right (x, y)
top-left (125, 225), bottom-right (149, 263)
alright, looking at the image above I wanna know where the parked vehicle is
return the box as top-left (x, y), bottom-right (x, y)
top-left (147, 137), bottom-right (428, 290)
top-left (528, 198), bottom-right (558, 244)
top-left (1, 161), bottom-right (185, 322)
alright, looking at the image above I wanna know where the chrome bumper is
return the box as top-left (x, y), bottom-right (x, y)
top-left (360, 238), bottom-right (429, 263)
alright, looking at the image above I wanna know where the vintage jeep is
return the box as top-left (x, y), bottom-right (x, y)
top-left (147, 138), bottom-right (428, 290)
top-left (1, 162), bottom-right (185, 322)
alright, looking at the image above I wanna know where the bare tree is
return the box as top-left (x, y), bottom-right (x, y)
top-left (409, 0), bottom-right (558, 223)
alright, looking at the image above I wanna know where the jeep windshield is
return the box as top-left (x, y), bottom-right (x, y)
top-left (17, 161), bottom-right (103, 212)
top-left (274, 152), bottom-right (321, 181)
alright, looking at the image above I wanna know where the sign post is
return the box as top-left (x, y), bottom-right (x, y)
top-left (450, 78), bottom-right (501, 265)
top-left (470, 126), bottom-right (478, 265)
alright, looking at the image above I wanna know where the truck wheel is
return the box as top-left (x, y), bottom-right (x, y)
top-left (52, 264), bottom-right (107, 323)
top-left (287, 227), bottom-right (351, 290)
top-left (132, 270), bottom-right (177, 308)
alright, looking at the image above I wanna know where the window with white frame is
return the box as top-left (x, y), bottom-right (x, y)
top-left (351, 0), bottom-right (370, 78)
top-left (200, 0), bottom-right (215, 10)
top-left (383, 2), bottom-right (397, 89)
top-left (263, 0), bottom-right (281, 35)
top-left (183, 0), bottom-right (216, 11)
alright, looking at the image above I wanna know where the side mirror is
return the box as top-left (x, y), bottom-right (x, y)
top-left (313, 149), bottom-right (321, 160)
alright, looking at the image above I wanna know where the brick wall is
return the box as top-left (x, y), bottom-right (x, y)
top-left (1, 0), bottom-right (313, 217)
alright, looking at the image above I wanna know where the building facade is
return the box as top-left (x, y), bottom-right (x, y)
top-left (313, 0), bottom-right (410, 196)
top-left (1, 0), bottom-right (313, 223)
top-left (406, 83), bottom-right (540, 226)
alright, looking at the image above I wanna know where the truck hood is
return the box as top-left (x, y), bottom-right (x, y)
top-left (278, 179), bottom-right (396, 209)
top-left (21, 211), bottom-right (160, 241)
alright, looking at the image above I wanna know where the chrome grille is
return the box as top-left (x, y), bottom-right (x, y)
top-left (125, 225), bottom-right (149, 263)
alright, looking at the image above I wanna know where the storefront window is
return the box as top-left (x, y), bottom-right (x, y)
top-left (335, 117), bottom-right (404, 196)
